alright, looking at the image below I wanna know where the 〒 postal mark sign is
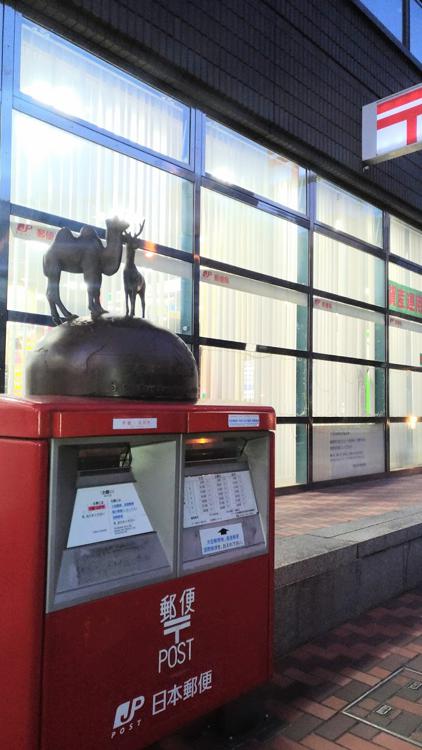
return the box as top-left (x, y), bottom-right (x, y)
top-left (362, 83), bottom-right (422, 163)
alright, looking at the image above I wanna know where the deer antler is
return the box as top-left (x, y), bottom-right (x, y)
top-left (135, 220), bottom-right (145, 239)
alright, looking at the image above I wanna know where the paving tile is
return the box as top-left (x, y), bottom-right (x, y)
top-left (323, 696), bottom-right (348, 711)
top-left (313, 713), bottom-right (357, 740)
top-left (341, 668), bottom-right (379, 687)
top-left (280, 714), bottom-right (322, 741)
top-left (349, 722), bottom-right (380, 739)
top-left (377, 656), bottom-right (411, 671)
top-left (301, 734), bottom-right (342, 749)
top-left (292, 697), bottom-right (335, 720)
top-left (373, 730), bottom-right (419, 748)
top-left (337, 732), bottom-right (383, 749)
top-left (262, 736), bottom-right (306, 750)
top-left (385, 708), bottom-right (421, 736)
top-left (406, 656), bottom-right (422, 671)
top-left (333, 679), bottom-right (371, 702)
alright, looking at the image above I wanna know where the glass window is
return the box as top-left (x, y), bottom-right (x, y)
top-left (200, 269), bottom-right (307, 350)
top-left (313, 297), bottom-right (385, 360)
top-left (410, 0), bottom-right (422, 61)
top-left (360, 0), bottom-right (402, 40)
top-left (313, 361), bottom-right (385, 417)
top-left (5, 321), bottom-right (50, 396)
top-left (313, 423), bottom-right (384, 482)
top-left (20, 20), bottom-right (190, 162)
top-left (390, 369), bottom-right (422, 417)
top-left (11, 112), bottom-right (193, 253)
top-left (314, 233), bottom-right (384, 306)
top-left (390, 421), bottom-right (422, 470)
top-left (389, 263), bottom-right (422, 319)
top-left (389, 316), bottom-right (422, 367)
top-left (199, 347), bottom-right (307, 416)
top-left (205, 120), bottom-right (306, 213)
top-left (275, 424), bottom-right (307, 487)
top-left (316, 179), bottom-right (382, 247)
top-left (200, 189), bottom-right (308, 283)
top-left (390, 216), bottom-right (422, 265)
top-left (7, 217), bottom-right (192, 334)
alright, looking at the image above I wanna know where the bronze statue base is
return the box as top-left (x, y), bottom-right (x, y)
top-left (26, 316), bottom-right (198, 401)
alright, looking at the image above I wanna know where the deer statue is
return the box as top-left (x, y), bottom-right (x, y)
top-left (123, 221), bottom-right (146, 318)
top-left (43, 216), bottom-right (130, 325)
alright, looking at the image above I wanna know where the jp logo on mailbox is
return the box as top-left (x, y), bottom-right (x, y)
top-left (113, 695), bottom-right (145, 729)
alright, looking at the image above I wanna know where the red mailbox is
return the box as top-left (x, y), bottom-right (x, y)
top-left (0, 396), bottom-right (275, 750)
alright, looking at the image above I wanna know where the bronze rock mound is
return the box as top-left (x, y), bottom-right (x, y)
top-left (26, 316), bottom-right (199, 402)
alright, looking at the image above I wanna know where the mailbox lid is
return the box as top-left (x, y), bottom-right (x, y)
top-left (0, 397), bottom-right (276, 438)
top-left (51, 397), bottom-right (187, 437)
top-left (0, 396), bottom-right (187, 438)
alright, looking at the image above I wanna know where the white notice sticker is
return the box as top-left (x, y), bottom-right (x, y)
top-left (113, 418), bottom-right (157, 430)
top-left (228, 414), bottom-right (260, 428)
top-left (200, 523), bottom-right (245, 555)
top-left (67, 482), bottom-right (153, 548)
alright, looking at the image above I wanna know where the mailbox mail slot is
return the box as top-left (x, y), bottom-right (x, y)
top-left (182, 432), bottom-right (269, 571)
top-left (0, 397), bottom-right (275, 750)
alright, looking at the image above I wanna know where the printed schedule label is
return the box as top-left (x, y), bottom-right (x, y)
top-left (184, 470), bottom-right (258, 528)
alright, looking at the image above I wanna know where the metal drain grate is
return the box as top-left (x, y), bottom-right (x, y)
top-left (343, 667), bottom-right (422, 747)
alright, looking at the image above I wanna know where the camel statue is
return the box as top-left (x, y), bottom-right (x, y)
top-left (43, 216), bottom-right (130, 325)
top-left (123, 222), bottom-right (146, 318)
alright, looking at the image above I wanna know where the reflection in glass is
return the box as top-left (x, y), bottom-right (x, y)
top-left (12, 113), bottom-right (193, 253)
top-left (205, 120), bottom-right (306, 213)
top-left (360, 0), bottom-right (402, 40)
top-left (390, 422), bottom-right (422, 470)
top-left (20, 20), bottom-right (190, 161)
top-left (313, 297), bottom-right (385, 360)
top-left (314, 233), bottom-right (384, 306)
top-left (389, 316), bottom-right (422, 367)
top-left (200, 270), bottom-right (307, 350)
top-left (410, 0), bottom-right (422, 61)
top-left (390, 216), bottom-right (422, 265)
top-left (6, 321), bottom-right (50, 396)
top-left (316, 179), bottom-right (382, 247)
top-left (200, 346), bottom-right (307, 417)
top-left (201, 189), bottom-right (308, 283)
top-left (390, 369), bottom-right (422, 417)
top-left (275, 424), bottom-right (307, 487)
top-left (313, 360), bottom-right (385, 417)
top-left (389, 262), bottom-right (422, 298)
top-left (7, 218), bottom-right (192, 334)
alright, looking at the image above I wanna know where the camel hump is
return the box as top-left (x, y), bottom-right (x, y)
top-left (54, 227), bottom-right (74, 243)
top-left (79, 225), bottom-right (99, 240)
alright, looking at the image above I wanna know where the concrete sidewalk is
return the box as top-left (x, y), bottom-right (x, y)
top-left (276, 474), bottom-right (422, 539)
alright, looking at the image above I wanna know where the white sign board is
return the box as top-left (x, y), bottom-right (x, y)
top-left (184, 471), bottom-right (257, 528)
top-left (313, 425), bottom-right (384, 482)
top-left (362, 84), bottom-right (422, 163)
top-left (67, 482), bottom-right (153, 548)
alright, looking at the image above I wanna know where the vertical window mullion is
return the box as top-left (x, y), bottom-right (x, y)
top-left (307, 172), bottom-right (317, 485)
top-left (192, 109), bottom-right (204, 369)
top-left (383, 212), bottom-right (390, 473)
top-left (403, 0), bottom-right (410, 49)
top-left (0, 6), bottom-right (17, 393)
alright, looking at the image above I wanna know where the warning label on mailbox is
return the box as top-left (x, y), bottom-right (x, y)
top-left (67, 482), bottom-right (153, 548)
